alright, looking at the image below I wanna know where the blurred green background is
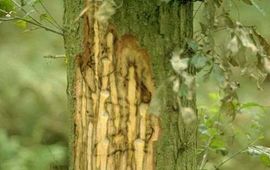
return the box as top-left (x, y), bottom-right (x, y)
top-left (0, 1), bottom-right (68, 169)
top-left (0, 0), bottom-right (269, 170)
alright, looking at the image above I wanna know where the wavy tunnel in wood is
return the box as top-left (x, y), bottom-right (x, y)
top-left (73, 2), bottom-right (160, 170)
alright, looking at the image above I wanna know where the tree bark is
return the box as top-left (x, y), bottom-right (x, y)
top-left (63, 0), bottom-right (196, 170)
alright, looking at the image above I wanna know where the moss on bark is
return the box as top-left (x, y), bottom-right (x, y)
top-left (112, 1), bottom-right (196, 169)
top-left (63, 0), bottom-right (84, 169)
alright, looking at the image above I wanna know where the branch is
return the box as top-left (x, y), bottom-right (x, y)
top-left (4, 0), bottom-right (63, 33)
top-left (0, 17), bottom-right (63, 36)
top-left (31, 5), bottom-right (60, 30)
top-left (11, 0), bottom-right (41, 25)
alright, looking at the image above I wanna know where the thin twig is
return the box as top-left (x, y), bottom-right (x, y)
top-left (2, 0), bottom-right (63, 35)
top-left (0, 17), bottom-right (63, 35)
top-left (11, 0), bottom-right (41, 25)
top-left (23, 27), bottom-right (40, 33)
top-left (43, 54), bottom-right (66, 59)
top-left (193, 1), bottom-right (204, 18)
top-left (31, 4), bottom-right (62, 31)
top-left (199, 136), bottom-right (214, 170)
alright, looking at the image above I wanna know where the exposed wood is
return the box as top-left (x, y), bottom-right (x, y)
top-left (64, 0), bottom-right (195, 169)
top-left (70, 1), bottom-right (160, 169)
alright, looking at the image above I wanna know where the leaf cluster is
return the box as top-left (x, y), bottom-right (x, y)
top-left (192, 0), bottom-right (270, 168)
top-left (0, 0), bottom-right (62, 35)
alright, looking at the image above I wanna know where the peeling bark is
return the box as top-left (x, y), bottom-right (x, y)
top-left (64, 0), bottom-right (195, 170)
top-left (68, 2), bottom-right (160, 170)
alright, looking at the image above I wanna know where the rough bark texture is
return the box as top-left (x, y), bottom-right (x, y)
top-left (64, 0), bottom-right (196, 170)
top-left (111, 2), bottom-right (196, 170)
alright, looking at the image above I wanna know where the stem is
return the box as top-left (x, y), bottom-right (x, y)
top-left (199, 136), bottom-right (214, 170)
top-left (193, 1), bottom-right (203, 18)
top-left (215, 139), bottom-right (258, 169)
top-left (215, 147), bottom-right (246, 169)
top-left (0, 17), bottom-right (63, 36)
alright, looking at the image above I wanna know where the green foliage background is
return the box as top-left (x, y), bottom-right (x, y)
top-left (0, 0), bottom-right (67, 169)
top-left (0, 0), bottom-right (270, 170)
top-left (194, 1), bottom-right (270, 169)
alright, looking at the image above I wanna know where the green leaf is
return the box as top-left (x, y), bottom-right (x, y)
top-left (260, 154), bottom-right (270, 167)
top-left (240, 102), bottom-right (265, 112)
top-left (0, 0), bottom-right (14, 16)
top-left (196, 63), bottom-right (213, 81)
top-left (16, 20), bottom-right (27, 29)
top-left (208, 92), bottom-right (219, 101)
top-left (204, 118), bottom-right (214, 128)
top-left (191, 54), bottom-right (208, 69)
top-left (208, 128), bottom-right (218, 137)
top-left (211, 64), bottom-right (225, 83)
top-left (39, 13), bottom-right (51, 22)
top-left (179, 84), bottom-right (188, 97)
top-left (210, 137), bottom-right (228, 155)
top-left (187, 39), bottom-right (199, 52)
top-left (211, 137), bottom-right (224, 149)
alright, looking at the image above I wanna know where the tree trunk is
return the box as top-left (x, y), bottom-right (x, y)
top-left (63, 0), bottom-right (196, 170)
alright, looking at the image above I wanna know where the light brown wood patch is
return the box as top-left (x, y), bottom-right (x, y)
top-left (73, 2), bottom-right (160, 170)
